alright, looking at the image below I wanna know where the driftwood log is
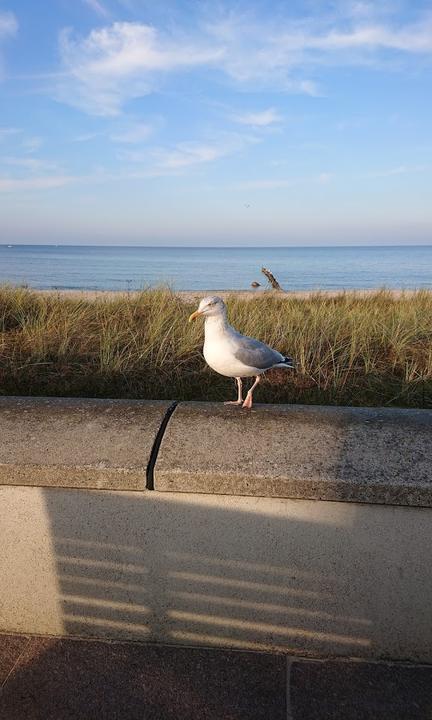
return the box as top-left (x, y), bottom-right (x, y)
top-left (261, 267), bottom-right (283, 291)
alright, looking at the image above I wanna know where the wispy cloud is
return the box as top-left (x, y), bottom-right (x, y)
top-left (53, 6), bottom-right (432, 117)
top-left (22, 136), bottom-right (44, 153)
top-left (235, 173), bottom-right (334, 190)
top-left (130, 133), bottom-right (255, 174)
top-left (317, 172), bottom-right (333, 184)
top-left (0, 10), bottom-right (17, 80)
top-left (119, 133), bottom-right (253, 177)
top-left (235, 165), bottom-right (428, 192)
top-left (278, 23), bottom-right (432, 53)
top-left (58, 22), bottom-right (223, 115)
top-left (110, 121), bottom-right (153, 144)
top-left (153, 142), bottom-right (230, 170)
top-left (0, 126), bottom-right (21, 141)
top-left (0, 156), bottom-right (58, 172)
top-left (361, 164), bottom-right (430, 179)
top-left (232, 108), bottom-right (282, 127)
top-left (71, 122), bottom-right (155, 145)
top-left (82, 0), bottom-right (111, 19)
top-left (71, 132), bottom-right (102, 143)
top-left (0, 130), bottom-right (45, 154)
top-left (235, 178), bottom-right (298, 190)
top-left (205, 6), bottom-right (432, 91)
top-left (0, 10), bottom-right (17, 38)
top-left (0, 175), bottom-right (74, 192)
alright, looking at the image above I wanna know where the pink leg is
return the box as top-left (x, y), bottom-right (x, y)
top-left (224, 377), bottom-right (243, 405)
top-left (242, 375), bottom-right (261, 409)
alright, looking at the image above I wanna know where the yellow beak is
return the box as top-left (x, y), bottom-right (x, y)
top-left (188, 310), bottom-right (203, 322)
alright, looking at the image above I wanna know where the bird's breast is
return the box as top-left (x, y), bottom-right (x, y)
top-left (203, 337), bottom-right (258, 377)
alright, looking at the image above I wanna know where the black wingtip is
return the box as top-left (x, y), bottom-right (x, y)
top-left (283, 356), bottom-right (296, 369)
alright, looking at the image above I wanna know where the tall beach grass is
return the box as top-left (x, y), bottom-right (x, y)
top-left (0, 284), bottom-right (431, 407)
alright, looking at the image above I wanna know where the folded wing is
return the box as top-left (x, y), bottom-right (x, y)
top-left (231, 333), bottom-right (285, 370)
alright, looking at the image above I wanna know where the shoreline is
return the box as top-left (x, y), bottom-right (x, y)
top-left (31, 287), bottom-right (430, 302)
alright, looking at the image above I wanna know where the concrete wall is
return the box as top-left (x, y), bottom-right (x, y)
top-left (0, 398), bottom-right (431, 661)
top-left (1, 485), bottom-right (432, 661)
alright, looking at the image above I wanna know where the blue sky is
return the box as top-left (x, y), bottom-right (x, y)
top-left (0, 0), bottom-right (431, 245)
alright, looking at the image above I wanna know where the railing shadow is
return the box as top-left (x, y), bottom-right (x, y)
top-left (3, 481), bottom-right (432, 718)
top-left (41, 489), bottom-right (371, 656)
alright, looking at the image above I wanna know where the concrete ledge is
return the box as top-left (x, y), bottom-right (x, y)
top-left (155, 402), bottom-right (432, 507)
top-left (0, 397), bottom-right (172, 491)
top-left (0, 397), bottom-right (431, 506)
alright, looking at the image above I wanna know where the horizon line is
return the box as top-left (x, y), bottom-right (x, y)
top-left (1, 243), bottom-right (432, 249)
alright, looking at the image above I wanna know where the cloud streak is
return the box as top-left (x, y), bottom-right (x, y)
top-left (121, 133), bottom-right (254, 175)
top-left (361, 164), bottom-right (430, 179)
top-left (82, 0), bottom-right (111, 19)
top-left (232, 108), bottom-right (282, 127)
top-left (0, 156), bottom-right (58, 172)
top-left (54, 6), bottom-right (432, 117)
top-left (0, 10), bottom-right (17, 38)
top-left (58, 22), bottom-right (223, 115)
top-left (0, 126), bottom-right (21, 141)
top-left (235, 173), bottom-right (333, 190)
top-left (110, 121), bottom-right (153, 143)
top-left (0, 10), bottom-right (17, 80)
top-left (0, 175), bottom-right (74, 192)
top-left (152, 142), bottom-right (231, 170)
top-left (207, 9), bottom-right (432, 91)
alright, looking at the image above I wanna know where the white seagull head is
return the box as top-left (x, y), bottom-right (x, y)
top-left (189, 296), bottom-right (226, 322)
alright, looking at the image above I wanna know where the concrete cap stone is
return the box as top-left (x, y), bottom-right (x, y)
top-left (0, 397), bottom-right (172, 491)
top-left (154, 402), bottom-right (432, 507)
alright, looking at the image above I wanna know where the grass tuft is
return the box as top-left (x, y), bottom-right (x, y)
top-left (0, 284), bottom-right (431, 407)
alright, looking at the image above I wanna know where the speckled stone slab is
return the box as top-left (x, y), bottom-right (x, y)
top-left (155, 402), bottom-right (432, 507)
top-left (0, 397), bottom-right (172, 491)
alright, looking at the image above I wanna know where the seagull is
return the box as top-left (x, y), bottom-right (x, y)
top-left (189, 296), bottom-right (295, 408)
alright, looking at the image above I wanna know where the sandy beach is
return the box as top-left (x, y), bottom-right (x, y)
top-left (36, 288), bottom-right (423, 302)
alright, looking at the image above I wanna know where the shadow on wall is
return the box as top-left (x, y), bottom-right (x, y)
top-left (39, 489), bottom-right (376, 656)
top-left (3, 486), bottom-right (432, 719)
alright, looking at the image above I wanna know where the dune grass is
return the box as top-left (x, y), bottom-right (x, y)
top-left (0, 284), bottom-right (431, 407)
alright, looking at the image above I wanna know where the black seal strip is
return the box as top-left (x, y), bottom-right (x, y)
top-left (146, 401), bottom-right (178, 490)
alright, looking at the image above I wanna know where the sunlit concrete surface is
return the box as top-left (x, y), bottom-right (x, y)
top-left (155, 402), bottom-right (432, 506)
top-left (1, 486), bottom-right (431, 661)
top-left (0, 397), bottom-right (171, 490)
top-left (0, 487), bottom-right (63, 636)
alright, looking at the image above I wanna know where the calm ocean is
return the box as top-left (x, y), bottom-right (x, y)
top-left (0, 245), bottom-right (431, 292)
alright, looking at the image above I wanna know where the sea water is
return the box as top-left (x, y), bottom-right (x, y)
top-left (0, 244), bottom-right (431, 291)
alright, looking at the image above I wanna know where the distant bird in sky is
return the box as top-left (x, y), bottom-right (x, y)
top-left (189, 296), bottom-right (295, 408)
top-left (244, 203), bottom-right (251, 208)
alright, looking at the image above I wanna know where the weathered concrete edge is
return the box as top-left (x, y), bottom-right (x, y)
top-left (154, 471), bottom-right (432, 508)
top-left (0, 397), bottom-right (431, 507)
top-left (0, 464), bottom-right (147, 492)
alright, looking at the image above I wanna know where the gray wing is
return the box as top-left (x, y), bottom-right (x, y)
top-left (231, 332), bottom-right (284, 370)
